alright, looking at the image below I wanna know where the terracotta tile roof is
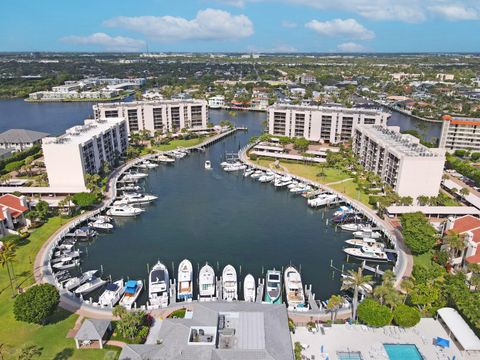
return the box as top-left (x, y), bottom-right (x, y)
top-left (451, 215), bottom-right (480, 234)
top-left (0, 194), bottom-right (28, 214)
top-left (470, 228), bottom-right (480, 244)
top-left (466, 247), bottom-right (480, 264)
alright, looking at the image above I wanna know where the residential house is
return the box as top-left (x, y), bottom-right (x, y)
top-left (0, 129), bottom-right (49, 152)
top-left (0, 194), bottom-right (29, 237)
top-left (444, 215), bottom-right (480, 266)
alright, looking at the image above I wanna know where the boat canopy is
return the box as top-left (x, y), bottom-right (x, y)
top-left (125, 280), bottom-right (138, 294)
top-left (105, 283), bottom-right (119, 291)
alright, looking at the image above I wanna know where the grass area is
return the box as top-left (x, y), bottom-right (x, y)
top-left (153, 137), bottom-right (206, 151)
top-left (0, 217), bottom-right (120, 359)
top-left (413, 251), bottom-right (434, 268)
top-left (166, 308), bottom-right (187, 319)
top-left (251, 158), bottom-right (372, 207)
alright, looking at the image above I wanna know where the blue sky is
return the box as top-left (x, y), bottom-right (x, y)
top-left (1, 0), bottom-right (479, 52)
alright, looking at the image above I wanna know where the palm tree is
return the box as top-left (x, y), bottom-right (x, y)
top-left (326, 294), bottom-right (344, 322)
top-left (460, 187), bottom-right (470, 198)
top-left (341, 268), bottom-right (373, 321)
top-left (58, 195), bottom-right (74, 217)
top-left (0, 247), bottom-right (15, 296)
top-left (1, 240), bottom-right (18, 289)
top-left (400, 278), bottom-right (415, 303)
top-left (443, 232), bottom-right (465, 260)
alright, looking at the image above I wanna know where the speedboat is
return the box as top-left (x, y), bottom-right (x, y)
top-left (73, 226), bottom-right (97, 238)
top-left (149, 261), bottom-right (170, 308)
top-left (353, 230), bottom-right (382, 239)
top-left (167, 150), bottom-right (186, 159)
top-left (119, 280), bottom-right (143, 309)
top-left (118, 184), bottom-right (142, 192)
top-left (243, 274), bottom-right (256, 302)
top-left (243, 168), bottom-right (254, 177)
top-left (136, 161), bottom-right (158, 169)
top-left (156, 155), bottom-right (175, 163)
top-left (273, 175), bottom-right (292, 187)
top-left (63, 270), bottom-right (98, 291)
top-left (91, 215), bottom-right (113, 223)
top-left (115, 193), bottom-right (157, 205)
top-left (290, 184), bottom-right (312, 194)
top-left (344, 246), bottom-right (389, 262)
top-left (284, 266), bottom-right (306, 310)
top-left (250, 170), bottom-right (264, 179)
top-left (340, 223), bottom-right (369, 232)
top-left (74, 276), bottom-right (106, 295)
top-left (205, 160), bottom-right (212, 170)
top-left (52, 258), bottom-right (79, 270)
top-left (307, 194), bottom-right (338, 207)
top-left (99, 279), bottom-right (125, 307)
top-left (259, 173), bottom-right (275, 183)
top-left (121, 172), bottom-right (148, 182)
top-left (177, 259), bottom-right (193, 301)
top-left (56, 243), bottom-right (74, 251)
top-left (88, 220), bottom-right (113, 231)
top-left (53, 249), bottom-right (81, 259)
top-left (55, 270), bottom-right (71, 284)
top-left (224, 162), bottom-right (247, 172)
top-left (333, 206), bottom-right (355, 217)
top-left (199, 263), bottom-right (216, 300)
top-left (345, 238), bottom-right (384, 249)
top-left (220, 161), bottom-right (232, 168)
top-left (222, 264), bottom-right (238, 301)
top-left (264, 269), bottom-right (282, 304)
top-left (287, 181), bottom-right (299, 189)
top-left (106, 205), bottom-right (144, 217)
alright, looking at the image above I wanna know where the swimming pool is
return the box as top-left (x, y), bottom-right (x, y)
top-left (384, 344), bottom-right (423, 360)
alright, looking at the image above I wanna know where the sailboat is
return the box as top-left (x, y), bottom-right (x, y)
top-left (177, 259), bottom-right (193, 301)
top-left (119, 280), bottom-right (143, 309)
top-left (264, 269), bottom-right (282, 304)
top-left (149, 261), bottom-right (170, 308)
top-left (222, 264), bottom-right (238, 301)
top-left (284, 266), bottom-right (306, 310)
top-left (199, 263), bottom-right (216, 300)
top-left (243, 274), bottom-right (256, 302)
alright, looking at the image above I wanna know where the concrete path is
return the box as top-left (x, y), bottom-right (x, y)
top-left (145, 318), bottom-right (163, 344)
top-left (106, 340), bottom-right (127, 348)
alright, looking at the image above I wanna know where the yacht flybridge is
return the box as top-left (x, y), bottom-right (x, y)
top-left (149, 261), bottom-right (170, 308)
top-left (222, 264), bottom-right (238, 301)
top-left (284, 266), bottom-right (306, 310)
top-left (199, 263), bottom-right (216, 300)
top-left (177, 259), bottom-right (193, 301)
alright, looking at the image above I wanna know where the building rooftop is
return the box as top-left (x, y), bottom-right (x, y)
top-left (94, 99), bottom-right (206, 108)
top-left (74, 319), bottom-right (110, 341)
top-left (386, 206), bottom-right (480, 216)
top-left (42, 118), bottom-right (125, 146)
top-left (437, 308), bottom-right (480, 351)
top-left (0, 129), bottom-right (49, 144)
top-left (269, 103), bottom-right (388, 116)
top-left (356, 125), bottom-right (443, 158)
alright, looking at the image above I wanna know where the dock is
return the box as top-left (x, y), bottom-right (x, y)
top-left (256, 278), bottom-right (264, 303)
top-left (216, 276), bottom-right (223, 300)
top-left (305, 284), bottom-right (321, 312)
top-left (192, 127), bottom-right (247, 151)
top-left (361, 261), bottom-right (385, 276)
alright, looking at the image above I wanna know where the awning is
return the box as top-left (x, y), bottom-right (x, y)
top-left (436, 337), bottom-right (450, 348)
top-left (437, 307), bottom-right (480, 351)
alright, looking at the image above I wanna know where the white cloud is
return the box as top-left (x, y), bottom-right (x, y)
top-left (61, 33), bottom-right (145, 51)
top-left (336, 42), bottom-right (367, 52)
top-left (306, 18), bottom-right (375, 40)
top-left (429, 5), bottom-right (480, 21)
top-left (214, 0), bottom-right (246, 7)
top-left (281, 20), bottom-right (298, 28)
top-left (104, 9), bottom-right (254, 42)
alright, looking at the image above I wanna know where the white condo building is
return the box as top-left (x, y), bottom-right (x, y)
top-left (42, 118), bottom-right (128, 191)
top-left (208, 95), bottom-right (225, 109)
top-left (439, 115), bottom-right (480, 152)
top-left (353, 125), bottom-right (446, 198)
top-left (93, 100), bottom-right (208, 134)
top-left (268, 104), bottom-right (390, 143)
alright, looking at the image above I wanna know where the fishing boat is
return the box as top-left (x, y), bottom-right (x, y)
top-left (340, 223), bottom-right (369, 232)
top-left (222, 264), bottom-right (238, 301)
top-left (307, 194), bottom-right (338, 207)
top-left (264, 269), bottom-right (282, 304)
top-left (149, 261), bottom-right (170, 308)
top-left (199, 263), bottom-right (216, 300)
top-left (88, 220), bottom-right (113, 231)
top-left (284, 266), bottom-right (306, 310)
top-left (343, 246), bottom-right (389, 262)
top-left (243, 274), bottom-right (256, 302)
top-left (333, 206), bottom-right (354, 217)
top-left (156, 155), bottom-right (175, 163)
top-left (119, 280), bottom-right (143, 309)
top-left (204, 160), bottom-right (212, 170)
top-left (177, 259), bottom-right (193, 301)
top-left (74, 276), bottom-right (107, 295)
top-left (64, 270), bottom-right (98, 291)
top-left (106, 205), bottom-right (144, 217)
top-left (353, 230), bottom-right (382, 239)
top-left (99, 279), bottom-right (125, 307)
top-left (73, 226), bottom-right (97, 238)
top-left (345, 238), bottom-right (384, 249)
top-left (51, 258), bottom-right (80, 270)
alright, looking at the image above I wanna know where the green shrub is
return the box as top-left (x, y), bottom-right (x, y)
top-left (13, 284), bottom-right (59, 324)
top-left (400, 212), bottom-right (437, 255)
top-left (357, 299), bottom-right (393, 327)
top-left (5, 160), bottom-right (25, 172)
top-left (72, 192), bottom-right (99, 208)
top-left (393, 304), bottom-right (421, 327)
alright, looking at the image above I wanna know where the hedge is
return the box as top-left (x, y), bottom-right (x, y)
top-left (0, 144), bottom-right (41, 173)
top-left (358, 299), bottom-right (393, 327)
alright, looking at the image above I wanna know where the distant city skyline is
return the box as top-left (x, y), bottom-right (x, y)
top-left (2, 0), bottom-right (480, 53)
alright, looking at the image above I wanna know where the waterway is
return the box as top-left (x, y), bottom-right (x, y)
top-left (0, 99), bottom-right (437, 304)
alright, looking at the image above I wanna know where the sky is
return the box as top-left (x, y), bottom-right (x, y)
top-left (1, 0), bottom-right (480, 53)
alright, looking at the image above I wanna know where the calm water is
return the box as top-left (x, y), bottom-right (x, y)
top-left (0, 99), bottom-right (437, 303)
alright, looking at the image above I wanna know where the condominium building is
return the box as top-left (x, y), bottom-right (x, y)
top-left (93, 100), bottom-right (208, 134)
top-left (267, 104), bottom-right (390, 143)
top-left (352, 125), bottom-right (445, 198)
top-left (439, 115), bottom-right (480, 152)
top-left (42, 118), bottom-right (128, 191)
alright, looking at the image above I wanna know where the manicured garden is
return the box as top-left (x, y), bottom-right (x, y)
top-left (153, 137), bottom-right (206, 151)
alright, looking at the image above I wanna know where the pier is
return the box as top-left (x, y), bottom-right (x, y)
top-left (192, 127), bottom-right (247, 151)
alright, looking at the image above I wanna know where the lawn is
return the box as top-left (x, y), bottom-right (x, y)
top-left (251, 158), bottom-right (372, 207)
top-left (413, 251), bottom-right (434, 268)
top-left (153, 137), bottom-right (206, 151)
top-left (0, 217), bottom-right (119, 359)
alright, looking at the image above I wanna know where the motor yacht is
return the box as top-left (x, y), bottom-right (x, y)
top-left (106, 205), bottom-right (144, 217)
top-left (343, 246), bottom-right (389, 262)
top-left (264, 269), bottom-right (282, 304)
top-left (199, 263), bottom-right (216, 300)
top-left (177, 259), bottom-right (193, 301)
top-left (222, 264), bottom-right (238, 301)
top-left (149, 261), bottom-right (170, 308)
top-left (243, 274), bottom-right (256, 302)
top-left (284, 266), bottom-right (306, 310)
top-left (99, 279), bottom-right (125, 307)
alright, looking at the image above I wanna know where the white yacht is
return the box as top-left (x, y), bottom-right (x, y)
top-left (199, 263), bottom-right (216, 300)
top-left (63, 270), bottom-right (98, 291)
top-left (91, 215), bottom-right (113, 223)
top-left (121, 172), bottom-right (148, 182)
top-left (222, 264), bottom-right (238, 301)
top-left (345, 238), bottom-right (384, 249)
top-left (273, 175), bottom-right (292, 187)
top-left (250, 170), bottom-right (264, 179)
top-left (177, 259), bottom-right (193, 301)
top-left (136, 161), bottom-right (158, 169)
top-left (284, 266), bottom-right (306, 310)
top-left (149, 261), bottom-right (170, 308)
top-left (156, 155), bottom-right (175, 163)
top-left (243, 274), bottom-right (256, 302)
top-left (99, 279), bottom-right (125, 307)
top-left (115, 193), bottom-right (157, 205)
top-left (343, 246), bottom-right (389, 262)
top-left (106, 205), bottom-right (144, 217)
top-left (168, 150), bottom-right (186, 159)
top-left (353, 230), bottom-right (382, 239)
top-left (74, 276), bottom-right (106, 295)
top-left (204, 160), bottom-right (212, 170)
top-left (243, 168), bottom-right (254, 177)
top-left (307, 194), bottom-right (338, 207)
top-left (117, 184), bottom-right (142, 192)
top-left (223, 162), bottom-right (247, 172)
top-left (340, 223), bottom-right (369, 232)
top-left (290, 184), bottom-right (311, 194)
top-left (52, 258), bottom-right (79, 270)
top-left (88, 220), bottom-right (113, 231)
top-left (259, 173), bottom-right (275, 183)
top-left (119, 280), bottom-right (143, 309)
top-left (264, 269), bottom-right (282, 304)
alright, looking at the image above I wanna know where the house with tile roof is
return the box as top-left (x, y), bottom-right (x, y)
top-left (445, 215), bottom-right (480, 266)
top-left (0, 194), bottom-right (30, 237)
